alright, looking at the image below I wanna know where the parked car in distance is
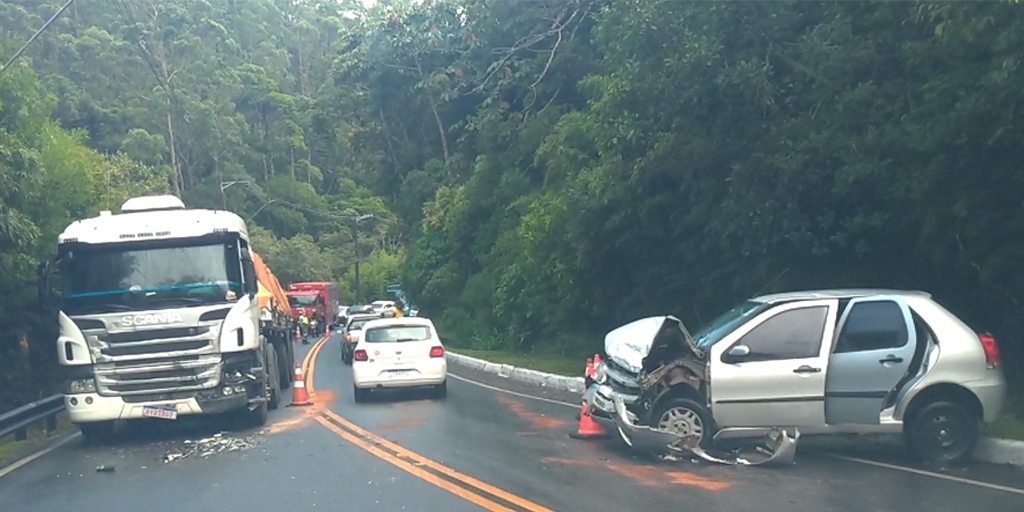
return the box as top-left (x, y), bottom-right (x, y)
top-left (372, 300), bottom-right (397, 318)
top-left (351, 317), bottom-right (447, 402)
top-left (341, 313), bottom-right (381, 364)
top-left (586, 289), bottom-right (1006, 466)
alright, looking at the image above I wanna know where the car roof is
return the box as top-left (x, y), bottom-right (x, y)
top-left (363, 317), bottom-right (434, 330)
top-left (752, 288), bottom-right (931, 304)
top-left (346, 313), bottom-right (379, 322)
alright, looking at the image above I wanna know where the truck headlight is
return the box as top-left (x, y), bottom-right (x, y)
top-left (594, 362), bottom-right (607, 384)
top-left (65, 379), bottom-right (97, 394)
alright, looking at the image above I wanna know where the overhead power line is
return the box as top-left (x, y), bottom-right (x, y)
top-left (0, 0), bottom-right (77, 80)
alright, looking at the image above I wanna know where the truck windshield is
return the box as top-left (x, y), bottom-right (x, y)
top-left (288, 295), bottom-right (317, 308)
top-left (60, 240), bottom-right (242, 315)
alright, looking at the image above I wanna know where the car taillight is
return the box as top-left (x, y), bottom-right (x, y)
top-left (979, 333), bottom-right (1000, 367)
top-left (354, 349), bottom-right (368, 362)
top-left (429, 346), bottom-right (444, 358)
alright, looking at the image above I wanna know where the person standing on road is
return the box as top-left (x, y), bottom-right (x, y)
top-left (298, 312), bottom-right (311, 344)
top-left (393, 299), bottom-right (405, 318)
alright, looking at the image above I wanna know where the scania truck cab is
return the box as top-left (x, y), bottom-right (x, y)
top-left (37, 195), bottom-right (282, 443)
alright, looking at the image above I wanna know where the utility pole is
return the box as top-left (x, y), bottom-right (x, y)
top-left (352, 213), bottom-right (374, 302)
top-left (219, 180), bottom-right (249, 210)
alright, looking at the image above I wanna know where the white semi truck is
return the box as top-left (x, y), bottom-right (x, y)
top-left (37, 195), bottom-right (285, 443)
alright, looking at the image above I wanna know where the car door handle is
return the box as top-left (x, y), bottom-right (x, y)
top-left (879, 355), bottom-right (903, 364)
top-left (793, 365), bottom-right (821, 374)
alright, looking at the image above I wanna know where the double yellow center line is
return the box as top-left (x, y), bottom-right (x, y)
top-left (302, 336), bottom-right (556, 512)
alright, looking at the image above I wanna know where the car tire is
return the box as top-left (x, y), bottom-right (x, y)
top-left (79, 421), bottom-right (115, 445)
top-left (433, 381), bottom-right (447, 399)
top-left (906, 400), bottom-right (979, 466)
top-left (353, 385), bottom-right (370, 403)
top-left (650, 396), bottom-right (714, 451)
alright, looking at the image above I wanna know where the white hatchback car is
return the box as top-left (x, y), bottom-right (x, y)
top-left (351, 317), bottom-right (447, 402)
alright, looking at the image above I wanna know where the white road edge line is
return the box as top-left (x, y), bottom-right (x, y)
top-left (447, 363), bottom-right (1024, 495)
top-left (0, 432), bottom-right (81, 480)
top-left (814, 451), bottom-right (1024, 496)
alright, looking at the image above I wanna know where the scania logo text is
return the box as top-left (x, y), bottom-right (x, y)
top-left (120, 312), bottom-right (185, 327)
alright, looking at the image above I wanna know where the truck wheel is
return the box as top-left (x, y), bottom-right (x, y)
top-left (79, 421), bottom-right (115, 445)
top-left (275, 341), bottom-right (291, 390)
top-left (267, 348), bottom-right (281, 410)
top-left (906, 400), bottom-right (978, 466)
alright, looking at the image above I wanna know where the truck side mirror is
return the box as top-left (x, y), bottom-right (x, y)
top-left (36, 261), bottom-right (51, 308)
top-left (240, 249), bottom-right (257, 299)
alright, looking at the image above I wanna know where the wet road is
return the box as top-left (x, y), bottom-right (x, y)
top-left (2, 332), bottom-right (1023, 512)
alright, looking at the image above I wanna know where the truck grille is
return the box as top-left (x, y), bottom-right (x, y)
top-left (80, 322), bottom-right (223, 397)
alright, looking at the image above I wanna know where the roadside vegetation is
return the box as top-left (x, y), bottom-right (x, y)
top-left (1, 0), bottom-right (1023, 442)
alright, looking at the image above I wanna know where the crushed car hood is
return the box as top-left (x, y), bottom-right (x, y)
top-left (604, 315), bottom-right (703, 374)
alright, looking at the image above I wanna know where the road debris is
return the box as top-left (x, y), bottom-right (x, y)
top-left (95, 465), bottom-right (115, 472)
top-left (161, 430), bottom-right (264, 463)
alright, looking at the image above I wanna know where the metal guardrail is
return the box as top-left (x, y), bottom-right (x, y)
top-left (0, 394), bottom-right (64, 442)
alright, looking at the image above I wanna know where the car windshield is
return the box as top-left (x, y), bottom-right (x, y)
top-left (348, 319), bottom-right (372, 331)
top-left (59, 239), bottom-right (242, 315)
top-left (288, 295), bottom-right (317, 307)
top-left (363, 326), bottom-right (431, 343)
top-left (691, 300), bottom-right (769, 349)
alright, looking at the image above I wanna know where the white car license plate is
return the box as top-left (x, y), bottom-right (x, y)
top-left (387, 370), bottom-right (413, 378)
top-left (142, 405), bottom-right (178, 420)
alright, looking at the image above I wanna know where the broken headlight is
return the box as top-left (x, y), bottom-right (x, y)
top-left (594, 361), bottom-right (608, 384)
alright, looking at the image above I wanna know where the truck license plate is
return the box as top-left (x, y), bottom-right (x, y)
top-left (142, 405), bottom-right (178, 420)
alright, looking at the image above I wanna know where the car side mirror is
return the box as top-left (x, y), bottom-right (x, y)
top-left (725, 344), bottom-right (751, 363)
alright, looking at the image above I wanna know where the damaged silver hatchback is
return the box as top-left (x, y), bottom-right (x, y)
top-left (584, 289), bottom-right (1006, 466)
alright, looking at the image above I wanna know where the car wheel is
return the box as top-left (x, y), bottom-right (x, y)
top-left (79, 421), bottom-right (115, 445)
top-left (353, 385), bottom-right (370, 403)
top-left (907, 400), bottom-right (978, 466)
top-left (433, 381), bottom-right (447, 399)
top-left (650, 396), bottom-right (714, 451)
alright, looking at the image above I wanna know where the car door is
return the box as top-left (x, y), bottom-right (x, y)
top-left (709, 299), bottom-right (838, 428)
top-left (824, 295), bottom-right (917, 425)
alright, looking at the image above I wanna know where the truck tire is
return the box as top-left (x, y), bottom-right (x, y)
top-left (275, 340), bottom-right (292, 390)
top-left (267, 348), bottom-right (281, 410)
top-left (79, 421), bottom-right (115, 445)
top-left (242, 401), bottom-right (269, 428)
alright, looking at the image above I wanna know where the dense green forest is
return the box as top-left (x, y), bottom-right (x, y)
top-left (1, 0), bottom-right (1023, 431)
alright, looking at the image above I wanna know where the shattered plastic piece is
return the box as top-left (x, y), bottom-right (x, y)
top-left (611, 395), bottom-right (800, 467)
top-left (162, 431), bottom-right (262, 463)
top-left (95, 465), bottom-right (115, 472)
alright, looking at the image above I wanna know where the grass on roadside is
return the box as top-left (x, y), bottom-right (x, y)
top-left (453, 348), bottom-right (586, 378)
top-left (982, 394), bottom-right (1024, 441)
top-left (0, 411), bottom-right (76, 467)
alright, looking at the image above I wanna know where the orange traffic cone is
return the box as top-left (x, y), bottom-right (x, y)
top-left (289, 362), bottom-right (312, 406)
top-left (569, 401), bottom-right (608, 439)
top-left (295, 326), bottom-right (302, 343)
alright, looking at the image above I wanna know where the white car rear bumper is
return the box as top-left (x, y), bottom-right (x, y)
top-left (353, 359), bottom-right (447, 389)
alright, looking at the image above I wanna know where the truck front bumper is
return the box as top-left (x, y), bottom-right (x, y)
top-left (65, 391), bottom-right (249, 423)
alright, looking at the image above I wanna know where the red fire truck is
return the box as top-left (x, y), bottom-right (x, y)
top-left (286, 282), bottom-right (339, 336)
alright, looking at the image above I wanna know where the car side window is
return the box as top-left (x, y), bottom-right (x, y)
top-left (731, 306), bottom-right (828, 361)
top-left (834, 300), bottom-right (908, 353)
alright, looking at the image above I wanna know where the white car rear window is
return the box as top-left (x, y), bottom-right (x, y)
top-left (364, 326), bottom-right (431, 343)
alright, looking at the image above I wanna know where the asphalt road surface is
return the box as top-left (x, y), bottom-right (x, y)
top-left (2, 332), bottom-right (1024, 512)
